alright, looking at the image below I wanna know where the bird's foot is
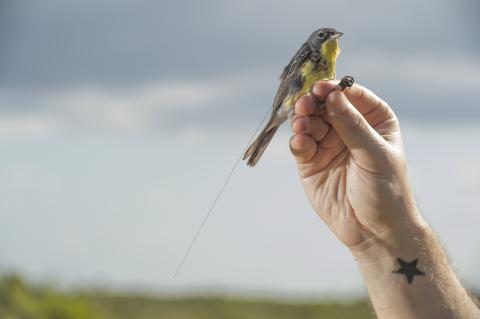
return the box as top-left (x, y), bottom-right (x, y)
top-left (336, 75), bottom-right (354, 91)
top-left (317, 75), bottom-right (355, 110)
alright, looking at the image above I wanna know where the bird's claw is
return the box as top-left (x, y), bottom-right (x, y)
top-left (317, 75), bottom-right (355, 110)
top-left (336, 75), bottom-right (354, 91)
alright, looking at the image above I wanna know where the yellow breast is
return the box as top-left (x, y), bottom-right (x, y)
top-left (283, 62), bottom-right (335, 107)
top-left (321, 38), bottom-right (341, 64)
top-left (282, 38), bottom-right (340, 109)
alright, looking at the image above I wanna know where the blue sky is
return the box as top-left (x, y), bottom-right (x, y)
top-left (0, 0), bottom-right (479, 298)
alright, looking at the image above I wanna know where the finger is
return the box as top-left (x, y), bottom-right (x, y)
top-left (322, 90), bottom-right (392, 170)
top-left (318, 126), bottom-right (342, 149)
top-left (294, 94), bottom-right (321, 116)
top-left (343, 84), bottom-right (401, 146)
top-left (343, 84), bottom-right (395, 117)
top-left (291, 115), bottom-right (330, 142)
top-left (289, 134), bottom-right (317, 164)
top-left (313, 81), bottom-right (395, 119)
top-left (291, 116), bottom-right (308, 134)
top-left (312, 81), bottom-right (339, 102)
top-left (305, 141), bottom-right (347, 174)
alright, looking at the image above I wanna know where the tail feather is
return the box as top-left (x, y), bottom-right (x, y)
top-left (243, 126), bottom-right (279, 167)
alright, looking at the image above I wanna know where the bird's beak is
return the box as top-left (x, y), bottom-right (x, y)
top-left (329, 31), bottom-right (343, 40)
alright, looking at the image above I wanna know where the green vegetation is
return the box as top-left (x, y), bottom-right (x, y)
top-left (0, 275), bottom-right (102, 319)
top-left (1, 275), bottom-right (373, 319)
top-left (90, 295), bottom-right (373, 319)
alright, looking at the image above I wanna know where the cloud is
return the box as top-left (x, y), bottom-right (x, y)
top-left (1, 51), bottom-right (480, 140)
top-left (0, 115), bottom-right (58, 139)
top-left (1, 0), bottom-right (478, 88)
top-left (343, 53), bottom-right (480, 94)
top-left (0, 69), bottom-right (275, 138)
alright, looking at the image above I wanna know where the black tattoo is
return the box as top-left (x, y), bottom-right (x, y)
top-left (392, 258), bottom-right (425, 284)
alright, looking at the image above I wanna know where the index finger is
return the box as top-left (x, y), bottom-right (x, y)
top-left (311, 81), bottom-right (394, 117)
top-left (343, 84), bottom-right (394, 117)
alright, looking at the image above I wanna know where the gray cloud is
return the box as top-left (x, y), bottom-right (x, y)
top-left (1, 54), bottom-right (479, 142)
top-left (1, 0), bottom-right (478, 89)
top-left (0, 0), bottom-right (479, 139)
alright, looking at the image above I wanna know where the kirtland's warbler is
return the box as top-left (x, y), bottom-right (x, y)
top-left (243, 28), bottom-right (345, 166)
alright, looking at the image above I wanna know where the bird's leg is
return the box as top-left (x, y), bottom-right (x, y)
top-left (317, 75), bottom-right (355, 110)
top-left (337, 75), bottom-right (354, 91)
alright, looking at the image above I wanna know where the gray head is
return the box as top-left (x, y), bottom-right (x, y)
top-left (307, 28), bottom-right (343, 49)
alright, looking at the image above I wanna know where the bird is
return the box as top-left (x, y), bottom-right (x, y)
top-left (243, 28), bottom-right (344, 166)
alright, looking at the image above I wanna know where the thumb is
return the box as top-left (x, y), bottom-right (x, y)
top-left (322, 90), bottom-right (392, 170)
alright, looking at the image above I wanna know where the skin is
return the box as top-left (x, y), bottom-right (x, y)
top-left (290, 80), bottom-right (420, 250)
top-left (289, 81), bottom-right (480, 318)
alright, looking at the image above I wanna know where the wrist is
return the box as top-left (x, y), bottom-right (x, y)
top-left (349, 212), bottom-right (433, 265)
top-left (348, 211), bottom-right (480, 318)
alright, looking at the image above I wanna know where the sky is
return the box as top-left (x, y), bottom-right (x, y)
top-left (0, 0), bottom-right (479, 299)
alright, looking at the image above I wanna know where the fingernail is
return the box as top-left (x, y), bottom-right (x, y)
top-left (290, 118), bottom-right (297, 129)
top-left (289, 135), bottom-right (296, 151)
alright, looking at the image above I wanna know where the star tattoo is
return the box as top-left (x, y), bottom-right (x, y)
top-left (392, 258), bottom-right (425, 284)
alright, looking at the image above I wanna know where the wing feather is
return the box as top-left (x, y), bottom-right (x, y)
top-left (271, 43), bottom-right (312, 115)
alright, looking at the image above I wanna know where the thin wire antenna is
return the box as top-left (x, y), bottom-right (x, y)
top-left (173, 107), bottom-right (272, 278)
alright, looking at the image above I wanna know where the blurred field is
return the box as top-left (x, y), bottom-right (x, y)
top-left (0, 275), bottom-right (373, 319)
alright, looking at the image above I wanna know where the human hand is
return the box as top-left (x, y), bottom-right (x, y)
top-left (290, 81), bottom-right (425, 254)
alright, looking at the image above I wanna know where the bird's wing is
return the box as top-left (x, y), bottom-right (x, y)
top-left (243, 43), bottom-right (312, 162)
top-left (271, 43), bottom-right (312, 114)
top-left (280, 43), bottom-right (311, 81)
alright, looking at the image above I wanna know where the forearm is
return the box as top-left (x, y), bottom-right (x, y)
top-left (351, 214), bottom-right (480, 319)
